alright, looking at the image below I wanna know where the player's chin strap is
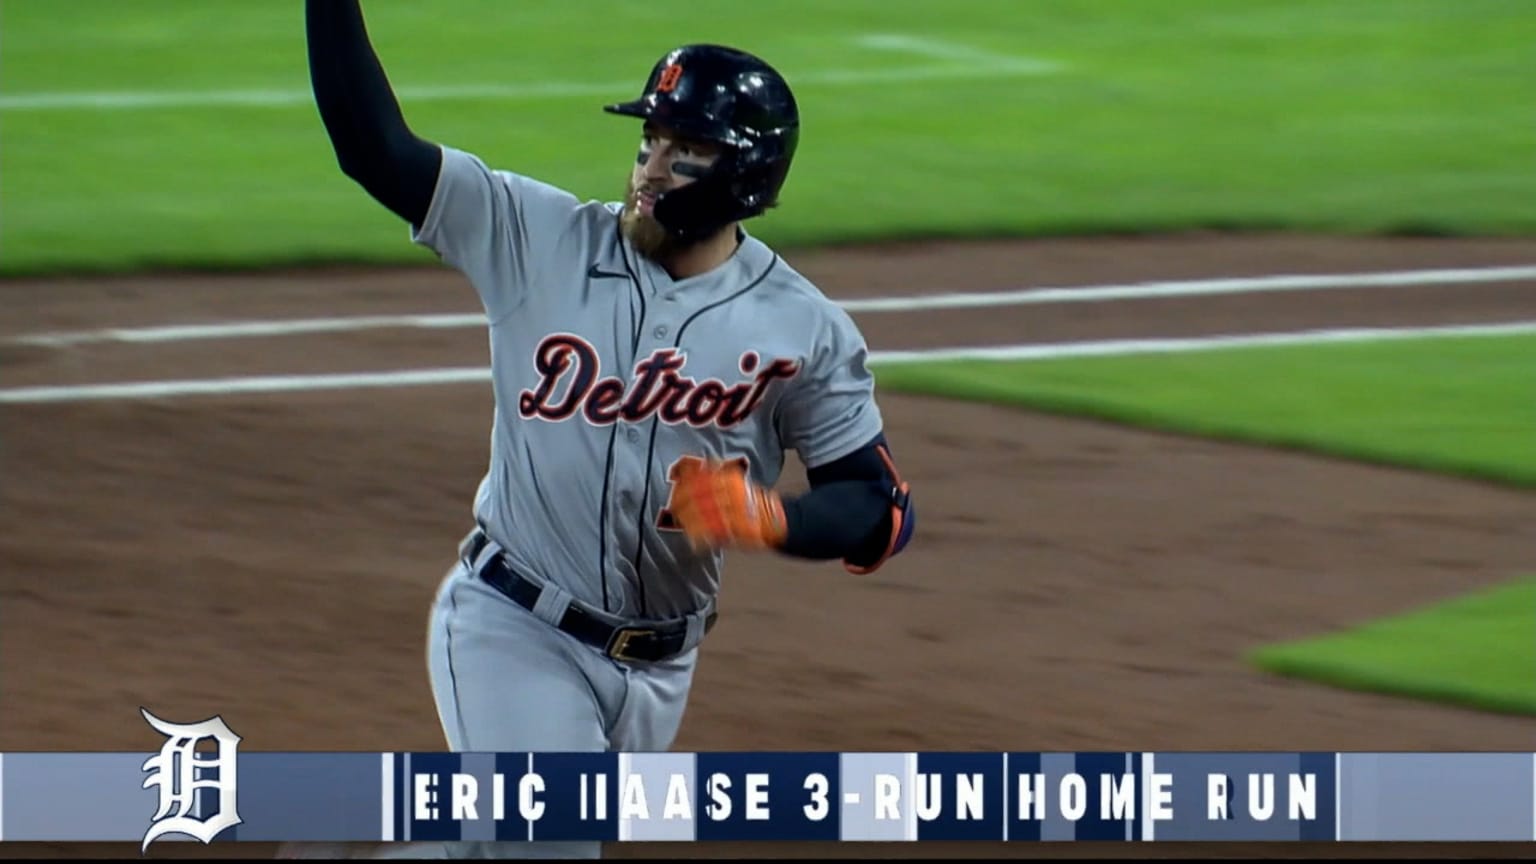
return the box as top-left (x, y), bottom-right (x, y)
top-left (844, 443), bottom-right (914, 576)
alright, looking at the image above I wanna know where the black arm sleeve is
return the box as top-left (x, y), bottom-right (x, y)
top-left (778, 435), bottom-right (912, 567)
top-left (307, 0), bottom-right (441, 227)
top-left (780, 480), bottom-right (892, 562)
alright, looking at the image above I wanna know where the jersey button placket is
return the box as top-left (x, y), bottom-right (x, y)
top-left (653, 324), bottom-right (669, 340)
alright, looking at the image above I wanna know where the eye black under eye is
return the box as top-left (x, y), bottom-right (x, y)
top-left (672, 161), bottom-right (711, 179)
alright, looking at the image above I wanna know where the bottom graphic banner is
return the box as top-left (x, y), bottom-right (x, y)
top-left (2, 710), bottom-right (1533, 847)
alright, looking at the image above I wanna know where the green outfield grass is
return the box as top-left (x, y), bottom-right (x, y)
top-left (1250, 577), bottom-right (1536, 716)
top-left (873, 330), bottom-right (1536, 713)
top-left (872, 331), bottom-right (1536, 488)
top-left (4, 0), bottom-right (1536, 274)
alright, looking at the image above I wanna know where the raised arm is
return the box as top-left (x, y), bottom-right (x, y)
top-left (306, 0), bottom-right (441, 227)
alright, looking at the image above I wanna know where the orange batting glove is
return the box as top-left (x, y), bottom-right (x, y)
top-left (667, 457), bottom-right (788, 551)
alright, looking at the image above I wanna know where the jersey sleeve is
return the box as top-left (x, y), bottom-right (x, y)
top-left (410, 145), bottom-right (583, 321)
top-left (778, 304), bottom-right (886, 469)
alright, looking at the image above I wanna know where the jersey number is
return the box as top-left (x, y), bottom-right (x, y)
top-left (655, 455), bottom-right (749, 531)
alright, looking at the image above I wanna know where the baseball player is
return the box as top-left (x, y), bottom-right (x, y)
top-left (305, 2), bottom-right (915, 857)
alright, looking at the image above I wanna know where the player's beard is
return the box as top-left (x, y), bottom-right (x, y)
top-left (621, 176), bottom-right (687, 261)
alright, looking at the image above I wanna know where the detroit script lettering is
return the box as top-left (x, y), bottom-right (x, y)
top-left (517, 333), bottom-right (800, 428)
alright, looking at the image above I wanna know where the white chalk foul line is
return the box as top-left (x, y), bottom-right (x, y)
top-left (865, 320), bottom-right (1536, 364)
top-left (2, 320), bottom-right (1531, 405)
top-left (14, 264), bottom-right (1536, 348)
top-left (0, 368), bottom-right (491, 404)
top-left (840, 264), bottom-right (1536, 313)
top-left (15, 313), bottom-right (489, 347)
top-left (0, 61), bottom-right (1060, 112)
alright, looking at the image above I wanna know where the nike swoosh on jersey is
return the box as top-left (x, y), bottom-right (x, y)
top-left (588, 263), bottom-right (630, 280)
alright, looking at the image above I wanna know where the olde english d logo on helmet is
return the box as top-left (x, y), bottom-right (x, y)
top-left (655, 63), bottom-right (684, 93)
top-left (517, 333), bottom-right (799, 429)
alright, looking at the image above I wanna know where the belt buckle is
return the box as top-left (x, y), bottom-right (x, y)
top-left (605, 627), bottom-right (656, 662)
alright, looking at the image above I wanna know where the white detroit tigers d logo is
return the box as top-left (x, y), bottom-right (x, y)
top-left (140, 707), bottom-right (244, 852)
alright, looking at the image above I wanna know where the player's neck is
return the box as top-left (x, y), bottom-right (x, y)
top-left (658, 224), bottom-right (742, 281)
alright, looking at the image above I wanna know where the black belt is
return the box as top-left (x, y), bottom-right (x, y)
top-left (460, 529), bottom-right (716, 664)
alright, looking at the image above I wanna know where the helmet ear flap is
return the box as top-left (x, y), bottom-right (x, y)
top-left (736, 151), bottom-right (792, 212)
top-left (652, 150), bottom-right (746, 241)
top-left (652, 144), bottom-right (792, 241)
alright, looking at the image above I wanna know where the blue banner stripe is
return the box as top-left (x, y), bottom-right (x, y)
top-left (1299, 752), bottom-right (1336, 842)
top-left (914, 753), bottom-right (1004, 841)
top-left (1007, 752), bottom-right (1042, 842)
top-left (1071, 752), bottom-right (1133, 841)
top-left (528, 753), bottom-right (618, 842)
top-left (1127, 752), bottom-right (1139, 842)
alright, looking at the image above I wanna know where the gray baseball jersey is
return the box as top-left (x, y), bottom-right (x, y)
top-left (412, 144), bottom-right (884, 621)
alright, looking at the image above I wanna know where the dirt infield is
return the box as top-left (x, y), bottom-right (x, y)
top-left (3, 232), bottom-right (1535, 859)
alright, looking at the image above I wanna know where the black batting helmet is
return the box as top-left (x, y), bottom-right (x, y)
top-left (604, 44), bottom-right (799, 242)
